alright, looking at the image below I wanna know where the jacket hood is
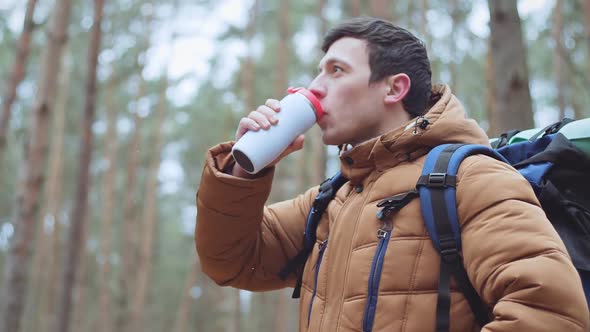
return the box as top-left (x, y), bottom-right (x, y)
top-left (339, 84), bottom-right (490, 183)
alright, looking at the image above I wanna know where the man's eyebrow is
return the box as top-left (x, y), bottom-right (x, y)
top-left (317, 58), bottom-right (351, 72)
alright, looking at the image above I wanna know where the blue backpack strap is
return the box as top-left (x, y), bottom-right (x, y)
top-left (416, 144), bottom-right (507, 331)
top-left (278, 171), bottom-right (348, 298)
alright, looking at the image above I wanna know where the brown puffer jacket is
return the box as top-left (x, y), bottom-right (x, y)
top-left (196, 85), bottom-right (590, 331)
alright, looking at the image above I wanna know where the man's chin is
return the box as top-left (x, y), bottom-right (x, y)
top-left (321, 134), bottom-right (343, 146)
top-left (320, 129), bottom-right (350, 146)
top-left (320, 131), bottom-right (333, 145)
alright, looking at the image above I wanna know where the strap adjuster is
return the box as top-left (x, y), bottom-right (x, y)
top-left (417, 173), bottom-right (457, 189)
top-left (439, 236), bottom-right (459, 263)
top-left (429, 173), bottom-right (448, 187)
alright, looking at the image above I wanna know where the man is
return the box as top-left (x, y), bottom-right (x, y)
top-left (196, 17), bottom-right (589, 331)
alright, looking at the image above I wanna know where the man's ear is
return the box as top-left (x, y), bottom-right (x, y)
top-left (384, 73), bottom-right (411, 105)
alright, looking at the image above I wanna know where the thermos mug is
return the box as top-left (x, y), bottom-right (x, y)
top-left (232, 87), bottom-right (324, 174)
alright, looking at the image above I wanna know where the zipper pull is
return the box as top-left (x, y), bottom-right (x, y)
top-left (313, 239), bottom-right (328, 270)
top-left (377, 221), bottom-right (392, 238)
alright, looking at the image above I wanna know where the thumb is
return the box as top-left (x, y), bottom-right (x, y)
top-left (289, 134), bottom-right (305, 151)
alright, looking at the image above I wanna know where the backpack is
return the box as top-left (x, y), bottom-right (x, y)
top-left (279, 119), bottom-right (590, 331)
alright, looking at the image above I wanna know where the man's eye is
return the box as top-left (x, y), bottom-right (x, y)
top-left (332, 66), bottom-right (343, 73)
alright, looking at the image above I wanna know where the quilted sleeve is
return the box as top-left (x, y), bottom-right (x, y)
top-left (195, 142), bottom-right (317, 291)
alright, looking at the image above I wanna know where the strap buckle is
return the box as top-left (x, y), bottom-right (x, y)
top-left (314, 176), bottom-right (337, 207)
top-left (428, 173), bottom-right (448, 188)
top-left (417, 173), bottom-right (456, 189)
top-left (439, 236), bottom-right (459, 264)
top-left (313, 189), bottom-right (333, 211)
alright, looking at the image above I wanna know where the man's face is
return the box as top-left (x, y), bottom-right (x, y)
top-left (308, 37), bottom-right (392, 146)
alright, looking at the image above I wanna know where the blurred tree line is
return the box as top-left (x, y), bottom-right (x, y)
top-left (0, 0), bottom-right (588, 331)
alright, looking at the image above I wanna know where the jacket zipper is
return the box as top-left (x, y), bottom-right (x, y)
top-left (307, 239), bottom-right (328, 327)
top-left (362, 229), bottom-right (392, 332)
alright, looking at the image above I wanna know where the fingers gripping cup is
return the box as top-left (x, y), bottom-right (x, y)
top-left (232, 87), bottom-right (324, 174)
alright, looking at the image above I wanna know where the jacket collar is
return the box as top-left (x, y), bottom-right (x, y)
top-left (338, 84), bottom-right (490, 184)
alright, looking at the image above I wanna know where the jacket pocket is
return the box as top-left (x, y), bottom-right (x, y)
top-left (307, 239), bottom-right (328, 327)
top-left (362, 229), bottom-right (392, 332)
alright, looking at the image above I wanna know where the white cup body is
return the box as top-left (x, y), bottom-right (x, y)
top-left (232, 92), bottom-right (319, 174)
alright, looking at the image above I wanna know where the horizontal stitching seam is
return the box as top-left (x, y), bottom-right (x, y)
top-left (343, 290), bottom-right (464, 303)
top-left (351, 236), bottom-right (430, 252)
top-left (301, 282), bottom-right (326, 301)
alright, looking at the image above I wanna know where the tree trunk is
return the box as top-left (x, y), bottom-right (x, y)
top-left (421, 0), bottom-right (434, 78)
top-left (256, 293), bottom-right (271, 331)
top-left (117, 103), bottom-right (144, 332)
top-left (318, 0), bottom-right (328, 39)
top-left (270, 0), bottom-right (292, 203)
top-left (130, 79), bottom-right (167, 332)
top-left (117, 15), bottom-right (152, 330)
top-left (242, 0), bottom-right (259, 112)
top-left (581, 0), bottom-right (590, 78)
top-left (25, 50), bottom-right (72, 332)
top-left (54, 0), bottom-right (104, 331)
top-left (0, 0), bottom-right (38, 158)
top-left (0, 0), bottom-right (73, 330)
top-left (348, 0), bottom-right (363, 17)
top-left (38, 65), bottom-right (69, 331)
top-left (369, 0), bottom-right (393, 21)
top-left (273, 291), bottom-right (288, 332)
top-left (449, 0), bottom-right (459, 93)
top-left (275, 0), bottom-right (290, 97)
top-left (96, 79), bottom-right (118, 332)
top-left (486, 41), bottom-right (499, 136)
top-left (553, 0), bottom-right (567, 120)
top-left (35, 81), bottom-right (69, 332)
top-left (70, 230), bottom-right (91, 332)
top-left (487, 0), bottom-right (534, 135)
top-left (296, 143), bottom-right (309, 194)
top-left (312, 0), bottom-right (328, 184)
top-left (571, 87), bottom-right (585, 119)
top-left (173, 262), bottom-right (198, 332)
top-left (233, 289), bottom-right (241, 332)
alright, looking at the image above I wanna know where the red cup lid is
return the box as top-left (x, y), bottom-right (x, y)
top-left (287, 87), bottom-right (324, 120)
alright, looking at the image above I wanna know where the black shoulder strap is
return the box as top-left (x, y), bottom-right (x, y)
top-left (492, 129), bottom-right (520, 148)
top-left (278, 172), bottom-right (348, 298)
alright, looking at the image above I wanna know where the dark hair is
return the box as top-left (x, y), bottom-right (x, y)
top-left (322, 17), bottom-right (432, 117)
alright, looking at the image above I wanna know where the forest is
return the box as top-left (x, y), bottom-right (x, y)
top-left (0, 0), bottom-right (588, 331)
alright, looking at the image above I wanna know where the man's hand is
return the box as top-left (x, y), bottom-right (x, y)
top-left (232, 98), bottom-right (305, 178)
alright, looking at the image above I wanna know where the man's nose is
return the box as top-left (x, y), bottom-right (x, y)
top-left (308, 79), bottom-right (326, 99)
